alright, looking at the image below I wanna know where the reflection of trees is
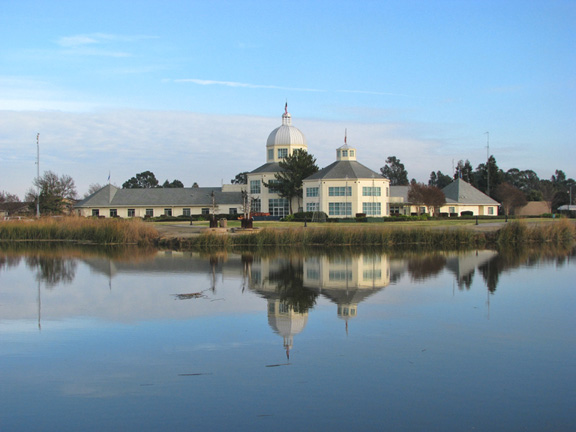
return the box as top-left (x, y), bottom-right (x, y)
top-left (406, 254), bottom-right (446, 281)
top-left (266, 260), bottom-right (317, 313)
top-left (479, 244), bottom-right (576, 293)
top-left (25, 256), bottom-right (77, 287)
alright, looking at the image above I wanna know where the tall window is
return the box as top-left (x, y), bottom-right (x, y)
top-left (488, 207), bottom-right (494, 215)
top-left (252, 198), bottom-right (261, 213)
top-left (328, 202), bottom-right (351, 216)
top-left (328, 186), bottom-right (351, 197)
top-left (183, 208), bottom-right (191, 217)
top-left (109, 209), bottom-right (117, 217)
top-left (277, 148), bottom-right (288, 159)
top-left (250, 180), bottom-right (261, 194)
top-left (362, 186), bottom-right (381, 196)
top-left (306, 187), bottom-right (319, 197)
top-left (145, 209), bottom-right (154, 217)
top-left (128, 209), bottom-right (136, 217)
top-left (342, 150), bottom-right (348, 157)
top-left (269, 198), bottom-right (289, 217)
top-left (267, 149), bottom-right (273, 161)
top-left (362, 202), bottom-right (381, 216)
top-left (164, 208), bottom-right (172, 217)
top-left (92, 209), bottom-right (100, 217)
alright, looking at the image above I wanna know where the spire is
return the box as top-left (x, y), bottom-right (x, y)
top-left (281, 102), bottom-right (292, 126)
top-left (344, 128), bottom-right (347, 145)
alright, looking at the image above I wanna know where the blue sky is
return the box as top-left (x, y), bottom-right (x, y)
top-left (1, 0), bottom-right (574, 198)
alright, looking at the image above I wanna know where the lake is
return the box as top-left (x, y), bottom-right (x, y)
top-left (0, 245), bottom-right (574, 432)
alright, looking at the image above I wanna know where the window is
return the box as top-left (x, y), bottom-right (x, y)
top-left (269, 198), bottom-right (289, 217)
top-left (109, 209), bottom-right (117, 217)
top-left (337, 150), bottom-right (341, 158)
top-left (306, 187), bottom-right (319, 197)
top-left (267, 149), bottom-right (273, 161)
top-left (92, 209), bottom-right (99, 217)
top-left (306, 268), bottom-right (320, 280)
top-left (201, 208), bottom-right (210, 215)
top-left (328, 202), bottom-right (352, 216)
top-left (328, 186), bottom-right (351, 197)
top-left (128, 209), bottom-right (135, 217)
top-left (363, 202), bottom-right (381, 216)
top-left (329, 270), bottom-right (353, 281)
top-left (342, 150), bottom-right (348, 157)
top-left (145, 209), bottom-right (154, 217)
top-left (251, 198), bottom-right (261, 213)
top-left (164, 208), bottom-right (172, 217)
top-left (183, 208), bottom-right (191, 217)
top-left (277, 148), bottom-right (288, 159)
top-left (363, 269), bottom-right (382, 280)
top-left (268, 180), bottom-right (281, 193)
top-left (362, 187), bottom-right (381, 196)
top-left (229, 208), bottom-right (237, 215)
top-left (350, 150), bottom-right (355, 157)
top-left (306, 202), bottom-right (319, 212)
top-left (250, 180), bottom-right (261, 194)
top-left (449, 207), bottom-right (455, 214)
top-left (488, 207), bottom-right (494, 215)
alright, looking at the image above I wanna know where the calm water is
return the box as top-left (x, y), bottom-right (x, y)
top-left (0, 245), bottom-right (574, 432)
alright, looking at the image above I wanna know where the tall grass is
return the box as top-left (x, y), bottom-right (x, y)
top-left (0, 217), bottom-right (159, 245)
top-left (496, 219), bottom-right (575, 246)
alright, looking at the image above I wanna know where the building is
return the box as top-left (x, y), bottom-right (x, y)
top-left (389, 179), bottom-right (499, 216)
top-left (302, 142), bottom-right (391, 217)
top-left (245, 105), bottom-right (308, 217)
top-left (74, 106), bottom-right (499, 219)
top-left (75, 184), bottom-right (242, 218)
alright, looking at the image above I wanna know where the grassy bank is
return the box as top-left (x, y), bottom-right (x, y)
top-left (0, 217), bottom-right (158, 245)
top-left (158, 219), bottom-right (575, 250)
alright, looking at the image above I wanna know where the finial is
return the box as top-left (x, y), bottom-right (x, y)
top-left (284, 101), bottom-right (288, 115)
top-left (344, 128), bottom-right (347, 145)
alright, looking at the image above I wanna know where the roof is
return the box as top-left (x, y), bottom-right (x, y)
top-left (266, 112), bottom-right (307, 148)
top-left (442, 179), bottom-right (499, 205)
top-left (249, 162), bottom-right (283, 174)
top-left (390, 186), bottom-right (409, 202)
top-left (304, 160), bottom-right (381, 181)
top-left (75, 184), bottom-right (243, 208)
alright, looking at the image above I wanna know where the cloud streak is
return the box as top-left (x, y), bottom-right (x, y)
top-left (173, 78), bottom-right (412, 98)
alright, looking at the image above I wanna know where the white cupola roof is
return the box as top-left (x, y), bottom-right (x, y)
top-left (266, 105), bottom-right (307, 148)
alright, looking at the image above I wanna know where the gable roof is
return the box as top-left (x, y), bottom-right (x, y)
top-left (442, 179), bottom-right (499, 205)
top-left (75, 185), bottom-right (242, 208)
top-left (249, 162), bottom-right (283, 174)
top-left (304, 160), bottom-right (381, 181)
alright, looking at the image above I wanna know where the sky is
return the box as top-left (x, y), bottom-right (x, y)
top-left (1, 0), bottom-right (575, 199)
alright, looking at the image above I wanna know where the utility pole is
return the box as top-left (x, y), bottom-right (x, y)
top-left (36, 133), bottom-right (40, 218)
top-left (485, 132), bottom-right (490, 196)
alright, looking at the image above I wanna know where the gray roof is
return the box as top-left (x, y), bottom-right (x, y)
top-left (75, 185), bottom-right (242, 208)
top-left (249, 162), bottom-right (283, 174)
top-left (442, 179), bottom-right (499, 205)
top-left (390, 186), bottom-right (409, 202)
top-left (305, 160), bottom-right (381, 181)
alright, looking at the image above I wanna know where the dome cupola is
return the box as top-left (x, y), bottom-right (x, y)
top-left (265, 104), bottom-right (308, 162)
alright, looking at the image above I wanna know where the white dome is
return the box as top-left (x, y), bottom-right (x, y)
top-left (266, 112), bottom-right (307, 148)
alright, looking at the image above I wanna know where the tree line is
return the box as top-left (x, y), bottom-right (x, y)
top-left (2, 154), bottom-right (573, 216)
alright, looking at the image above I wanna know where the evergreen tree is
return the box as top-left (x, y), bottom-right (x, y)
top-left (380, 156), bottom-right (409, 186)
top-left (266, 149), bottom-right (319, 214)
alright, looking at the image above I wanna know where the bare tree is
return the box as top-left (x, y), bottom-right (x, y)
top-left (408, 182), bottom-right (446, 216)
top-left (495, 182), bottom-right (527, 216)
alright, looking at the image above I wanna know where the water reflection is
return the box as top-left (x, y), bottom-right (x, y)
top-left (1, 244), bottom-right (574, 431)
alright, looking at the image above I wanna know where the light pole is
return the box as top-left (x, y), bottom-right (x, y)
top-left (36, 133), bottom-right (40, 218)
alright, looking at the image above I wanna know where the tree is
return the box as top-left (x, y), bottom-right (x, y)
top-left (495, 182), bottom-right (527, 216)
top-left (453, 160), bottom-right (475, 184)
top-left (475, 155), bottom-right (504, 198)
top-left (162, 179), bottom-right (184, 188)
top-left (380, 156), bottom-right (409, 186)
top-left (122, 171), bottom-right (159, 189)
top-left (26, 170), bottom-right (77, 215)
top-left (265, 149), bottom-right (319, 214)
top-left (231, 172), bottom-right (248, 185)
top-left (0, 191), bottom-right (20, 203)
top-left (408, 182), bottom-right (446, 216)
top-left (428, 170), bottom-right (452, 189)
